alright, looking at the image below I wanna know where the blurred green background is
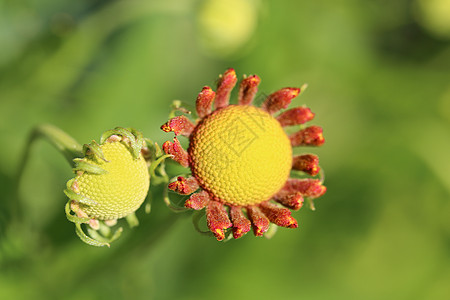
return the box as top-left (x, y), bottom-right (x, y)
top-left (1, 0), bottom-right (449, 299)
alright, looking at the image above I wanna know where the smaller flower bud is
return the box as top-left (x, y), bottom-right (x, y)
top-left (64, 127), bottom-right (150, 246)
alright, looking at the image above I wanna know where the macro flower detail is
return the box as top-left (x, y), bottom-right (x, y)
top-left (161, 69), bottom-right (326, 241)
top-left (64, 128), bottom-right (150, 246)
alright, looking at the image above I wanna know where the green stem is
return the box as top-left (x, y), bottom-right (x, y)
top-left (25, 124), bottom-right (82, 166)
top-left (14, 124), bottom-right (83, 221)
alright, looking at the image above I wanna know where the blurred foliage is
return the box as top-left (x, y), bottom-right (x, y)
top-left (1, 0), bottom-right (449, 299)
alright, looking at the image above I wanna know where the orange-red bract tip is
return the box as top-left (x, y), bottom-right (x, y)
top-left (214, 229), bottom-right (226, 241)
top-left (292, 154), bottom-right (320, 176)
top-left (168, 176), bottom-right (199, 195)
top-left (206, 201), bottom-right (232, 241)
top-left (277, 107), bottom-right (315, 127)
top-left (281, 178), bottom-right (327, 199)
top-left (160, 116), bottom-right (195, 136)
top-left (162, 137), bottom-right (189, 168)
top-left (196, 86), bottom-right (216, 118)
top-left (230, 206), bottom-right (251, 239)
top-left (290, 126), bottom-right (325, 147)
top-left (262, 87), bottom-right (301, 115)
top-left (185, 190), bottom-right (210, 210)
top-left (259, 202), bottom-right (299, 228)
top-left (238, 75), bottom-right (261, 106)
top-left (215, 68), bottom-right (237, 110)
top-left (247, 206), bottom-right (270, 236)
top-left (275, 192), bottom-right (304, 211)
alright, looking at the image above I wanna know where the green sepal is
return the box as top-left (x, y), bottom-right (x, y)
top-left (125, 212), bottom-right (139, 228)
top-left (66, 178), bottom-right (76, 189)
top-left (306, 197), bottom-right (316, 211)
top-left (192, 210), bottom-right (214, 237)
top-left (75, 223), bottom-right (110, 247)
top-left (222, 231), bottom-right (234, 242)
top-left (104, 127), bottom-right (142, 159)
top-left (66, 200), bottom-right (123, 247)
top-left (163, 188), bottom-right (189, 213)
top-left (65, 201), bottom-right (90, 224)
top-left (72, 158), bottom-right (108, 175)
top-left (98, 221), bottom-right (111, 236)
top-left (149, 154), bottom-right (171, 178)
top-left (99, 127), bottom-right (141, 147)
top-left (144, 138), bottom-right (170, 185)
top-left (192, 210), bottom-right (233, 241)
top-left (264, 224), bottom-right (278, 239)
top-left (99, 129), bottom-right (119, 144)
top-left (83, 140), bottom-right (108, 162)
top-left (169, 100), bottom-right (193, 119)
top-left (126, 128), bottom-right (145, 159)
top-left (145, 202), bottom-right (152, 214)
top-left (144, 138), bottom-right (157, 161)
top-left (146, 139), bottom-right (171, 185)
top-left (88, 223), bottom-right (123, 247)
top-left (63, 188), bottom-right (98, 206)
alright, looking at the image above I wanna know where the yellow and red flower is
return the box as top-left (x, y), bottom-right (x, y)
top-left (161, 69), bottom-right (326, 241)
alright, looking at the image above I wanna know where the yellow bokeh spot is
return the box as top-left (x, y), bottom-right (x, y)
top-left (415, 0), bottom-right (450, 39)
top-left (197, 0), bottom-right (260, 57)
top-left (76, 142), bottom-right (149, 220)
top-left (189, 105), bottom-right (292, 206)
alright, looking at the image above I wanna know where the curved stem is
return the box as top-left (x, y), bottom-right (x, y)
top-left (14, 124), bottom-right (83, 221)
top-left (23, 124), bottom-right (82, 168)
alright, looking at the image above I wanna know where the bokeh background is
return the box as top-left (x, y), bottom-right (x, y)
top-left (1, 0), bottom-right (449, 299)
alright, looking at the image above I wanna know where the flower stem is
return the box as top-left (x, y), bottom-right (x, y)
top-left (14, 124), bottom-right (83, 221)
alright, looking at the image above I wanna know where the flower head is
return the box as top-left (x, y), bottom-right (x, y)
top-left (65, 128), bottom-right (150, 246)
top-left (161, 69), bottom-right (326, 241)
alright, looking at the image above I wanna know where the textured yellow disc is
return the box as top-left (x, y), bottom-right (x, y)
top-left (75, 142), bottom-right (150, 220)
top-left (189, 105), bottom-right (292, 206)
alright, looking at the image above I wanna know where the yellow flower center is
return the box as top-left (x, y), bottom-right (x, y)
top-left (76, 142), bottom-right (150, 220)
top-left (189, 105), bottom-right (292, 206)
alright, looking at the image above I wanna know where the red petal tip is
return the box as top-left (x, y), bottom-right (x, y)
top-left (184, 190), bottom-right (210, 210)
top-left (292, 154), bottom-right (321, 176)
top-left (168, 176), bottom-right (199, 195)
top-left (162, 137), bottom-right (189, 167)
top-left (215, 69), bottom-right (238, 110)
top-left (238, 75), bottom-right (261, 106)
top-left (247, 206), bottom-right (270, 236)
top-left (290, 126), bottom-right (325, 147)
top-left (206, 201), bottom-right (232, 241)
top-left (259, 202), bottom-right (299, 228)
top-left (160, 116), bottom-right (195, 137)
top-left (277, 107), bottom-right (315, 127)
top-left (230, 206), bottom-right (251, 239)
top-left (262, 87), bottom-right (301, 115)
top-left (196, 86), bottom-right (216, 118)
